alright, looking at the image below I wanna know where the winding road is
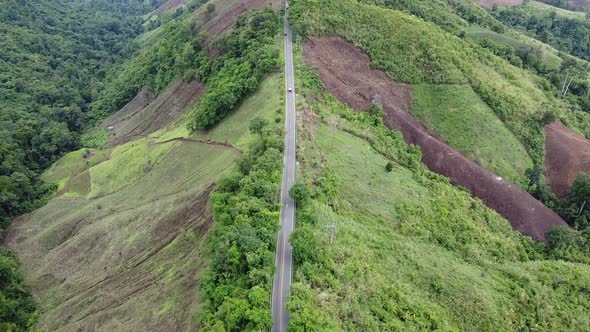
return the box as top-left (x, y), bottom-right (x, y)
top-left (271, 2), bottom-right (297, 331)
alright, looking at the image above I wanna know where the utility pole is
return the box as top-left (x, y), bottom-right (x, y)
top-left (324, 224), bottom-right (336, 244)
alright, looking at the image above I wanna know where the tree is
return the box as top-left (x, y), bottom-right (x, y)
top-left (249, 117), bottom-right (269, 136)
top-left (568, 172), bottom-right (590, 207)
top-left (289, 181), bottom-right (309, 204)
top-left (206, 3), bottom-right (216, 20)
top-left (385, 161), bottom-right (394, 172)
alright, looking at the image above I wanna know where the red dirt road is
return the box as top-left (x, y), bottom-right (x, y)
top-left (545, 121), bottom-right (590, 196)
top-left (304, 36), bottom-right (566, 241)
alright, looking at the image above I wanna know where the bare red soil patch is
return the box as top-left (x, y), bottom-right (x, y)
top-left (153, 0), bottom-right (186, 16)
top-left (304, 36), bottom-right (566, 240)
top-left (102, 80), bottom-right (203, 147)
top-left (544, 121), bottom-right (590, 196)
top-left (203, 0), bottom-right (272, 45)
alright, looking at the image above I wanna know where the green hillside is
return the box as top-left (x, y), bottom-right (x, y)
top-left (2, 1), bottom-right (283, 330)
top-left (289, 63), bottom-right (590, 329)
top-left (3, 0), bottom-right (590, 330)
top-left (287, 0), bottom-right (590, 330)
top-left (411, 84), bottom-right (532, 182)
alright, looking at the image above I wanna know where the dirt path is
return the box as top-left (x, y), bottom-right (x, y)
top-left (304, 36), bottom-right (566, 241)
top-left (545, 121), bottom-right (590, 196)
top-left (156, 136), bottom-right (243, 156)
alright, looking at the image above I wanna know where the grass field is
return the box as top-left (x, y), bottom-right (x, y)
top-left (411, 84), bottom-right (533, 182)
top-left (10, 139), bottom-right (237, 330)
top-left (43, 148), bottom-right (110, 193)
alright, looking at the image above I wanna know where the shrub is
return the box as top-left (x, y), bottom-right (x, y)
top-left (289, 182), bottom-right (310, 204)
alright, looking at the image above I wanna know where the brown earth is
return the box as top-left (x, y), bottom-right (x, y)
top-left (102, 80), bottom-right (203, 147)
top-left (153, 0), bottom-right (186, 16)
top-left (304, 36), bottom-right (566, 241)
top-left (545, 121), bottom-right (590, 196)
top-left (473, 0), bottom-right (523, 9)
top-left (202, 0), bottom-right (273, 45)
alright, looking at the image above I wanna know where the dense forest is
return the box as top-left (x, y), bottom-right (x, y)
top-left (0, 0), bottom-right (167, 230)
top-left (0, 0), bottom-right (166, 329)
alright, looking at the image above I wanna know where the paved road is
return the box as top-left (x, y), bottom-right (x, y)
top-left (271, 3), bottom-right (296, 332)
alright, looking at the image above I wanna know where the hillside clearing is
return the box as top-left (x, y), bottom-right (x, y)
top-left (304, 35), bottom-right (565, 240)
top-left (5, 71), bottom-right (282, 331)
top-left (412, 84), bottom-right (533, 182)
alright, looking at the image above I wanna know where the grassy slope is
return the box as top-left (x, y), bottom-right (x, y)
top-left (290, 71), bottom-right (590, 332)
top-left (290, 0), bottom-right (590, 177)
top-left (411, 84), bottom-right (532, 181)
top-left (287, 0), bottom-right (590, 330)
top-left (10, 74), bottom-right (281, 330)
top-left (160, 73), bottom-right (283, 149)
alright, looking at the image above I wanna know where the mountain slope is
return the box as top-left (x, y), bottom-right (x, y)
top-left (5, 72), bottom-right (281, 330)
top-left (287, 0), bottom-right (590, 330)
top-left (3, 2), bottom-right (282, 330)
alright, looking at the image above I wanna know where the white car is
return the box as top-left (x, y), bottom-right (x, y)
top-left (288, 88), bottom-right (293, 92)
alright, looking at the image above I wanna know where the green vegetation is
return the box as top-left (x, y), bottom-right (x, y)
top-left (287, 42), bottom-right (590, 331)
top-left (362, 0), bottom-right (505, 34)
top-left (536, 0), bottom-right (590, 12)
top-left (412, 84), bottom-right (533, 182)
top-left (189, 8), bottom-right (279, 128)
top-left (0, 249), bottom-right (36, 331)
top-left (0, 2), bottom-right (169, 325)
top-left (465, 26), bottom-right (563, 71)
top-left (529, 1), bottom-right (587, 18)
top-left (494, 3), bottom-right (590, 62)
top-left (285, 0), bottom-right (590, 329)
top-left (198, 115), bottom-right (283, 330)
top-left (160, 73), bottom-right (283, 149)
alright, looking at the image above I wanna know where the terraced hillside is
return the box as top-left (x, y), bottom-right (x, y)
top-left (5, 72), bottom-right (281, 330)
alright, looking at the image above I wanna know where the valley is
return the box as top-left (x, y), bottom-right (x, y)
top-left (2, 0), bottom-right (590, 331)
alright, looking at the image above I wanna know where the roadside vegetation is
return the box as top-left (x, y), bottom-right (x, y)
top-left (287, 0), bottom-right (590, 329)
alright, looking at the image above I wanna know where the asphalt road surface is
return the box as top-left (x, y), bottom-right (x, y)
top-left (271, 4), bottom-right (297, 332)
